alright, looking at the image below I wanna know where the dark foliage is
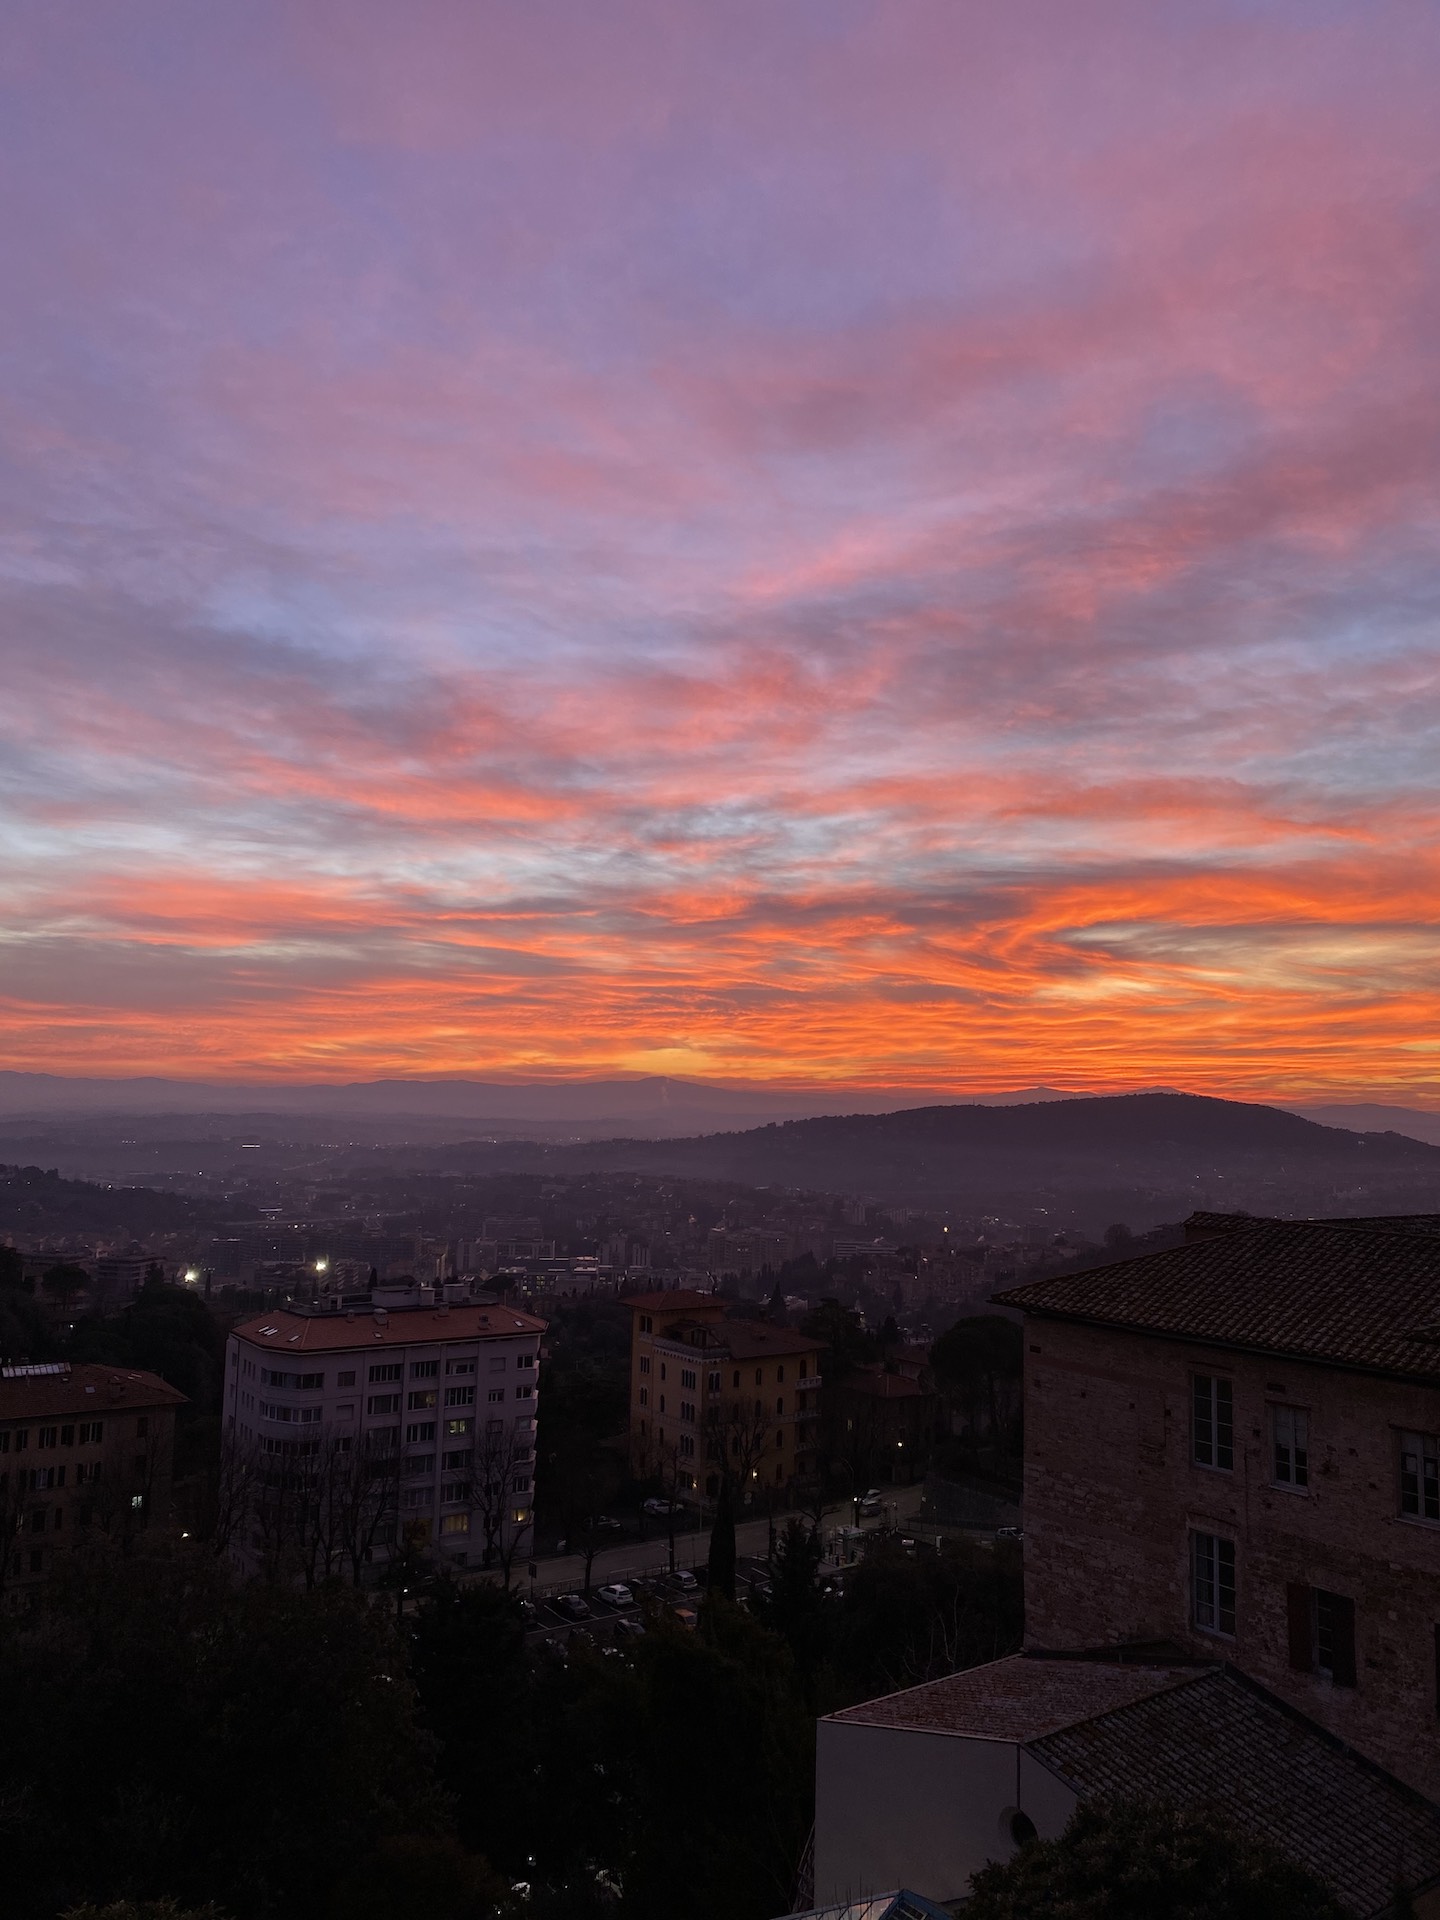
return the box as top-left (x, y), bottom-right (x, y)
top-left (965, 1797), bottom-right (1353, 1919)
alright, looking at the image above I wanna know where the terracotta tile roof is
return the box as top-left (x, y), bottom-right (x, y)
top-left (718, 1321), bottom-right (825, 1361)
top-left (624, 1289), bottom-right (721, 1313)
top-left (993, 1219), bottom-right (1440, 1381)
top-left (1033, 1665), bottom-right (1440, 1919)
top-left (0, 1362), bottom-right (187, 1419)
top-left (828, 1652), bottom-right (1201, 1741)
top-left (231, 1303), bottom-right (546, 1351)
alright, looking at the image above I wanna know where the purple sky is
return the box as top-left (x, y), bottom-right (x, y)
top-left (3, 1), bottom-right (1439, 1098)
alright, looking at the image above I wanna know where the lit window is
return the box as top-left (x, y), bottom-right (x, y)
top-left (440, 1513), bottom-right (470, 1536)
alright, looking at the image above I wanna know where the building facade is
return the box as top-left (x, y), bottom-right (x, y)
top-left (223, 1297), bottom-right (545, 1580)
top-left (995, 1214), bottom-right (1440, 1800)
top-left (1, 1360), bottom-right (185, 1597)
top-left (625, 1291), bottom-right (823, 1497)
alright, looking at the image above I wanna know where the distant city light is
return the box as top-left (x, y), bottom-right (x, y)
top-left (183, 1268), bottom-right (199, 1282)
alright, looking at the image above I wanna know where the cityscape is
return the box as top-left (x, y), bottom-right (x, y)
top-left (4, 4), bottom-right (1440, 1919)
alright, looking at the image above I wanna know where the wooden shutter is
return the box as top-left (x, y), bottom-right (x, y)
top-left (1286, 1582), bottom-right (1313, 1671)
top-left (1331, 1595), bottom-right (1357, 1688)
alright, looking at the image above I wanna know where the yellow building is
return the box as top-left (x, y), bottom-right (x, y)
top-left (626, 1290), bottom-right (823, 1498)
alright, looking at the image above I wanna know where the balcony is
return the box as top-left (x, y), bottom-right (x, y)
top-left (796, 1376), bottom-right (822, 1392)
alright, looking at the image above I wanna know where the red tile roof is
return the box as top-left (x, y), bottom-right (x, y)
top-left (231, 1303), bottom-right (546, 1351)
top-left (994, 1218), bottom-right (1440, 1380)
top-left (0, 1362), bottom-right (187, 1419)
top-left (829, 1652), bottom-right (1199, 1740)
top-left (623, 1289), bottom-right (721, 1313)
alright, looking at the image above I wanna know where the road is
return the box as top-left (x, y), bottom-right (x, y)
top-left (522, 1482), bottom-right (929, 1601)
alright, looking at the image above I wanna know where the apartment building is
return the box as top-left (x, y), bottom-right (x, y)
top-left (224, 1297), bottom-right (545, 1579)
top-left (626, 1290), bottom-right (823, 1496)
top-left (992, 1213), bottom-right (1440, 1800)
top-left (1, 1360), bottom-right (185, 1596)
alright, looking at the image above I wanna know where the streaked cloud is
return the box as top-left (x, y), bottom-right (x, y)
top-left (1, 0), bottom-right (1438, 1100)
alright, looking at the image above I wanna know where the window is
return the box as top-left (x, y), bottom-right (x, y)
top-left (407, 1389), bottom-right (438, 1410)
top-left (639, 1315), bottom-right (652, 1333)
top-left (490, 1356), bottom-right (507, 1372)
top-left (410, 1359), bottom-right (439, 1378)
top-left (512, 1474), bottom-right (532, 1493)
top-left (680, 1401), bottom-right (695, 1423)
top-left (130, 1493), bottom-right (144, 1511)
top-left (78, 1421), bottom-right (103, 1444)
top-left (38, 1427), bottom-right (57, 1449)
top-left (681, 1369), bottom-right (697, 1390)
top-left (440, 1513), bottom-right (470, 1535)
top-left (659, 1363), bottom-right (667, 1381)
top-left (446, 1418), bottom-right (473, 1437)
top-left (1192, 1375), bottom-right (1233, 1471)
top-left (369, 1363), bottom-right (402, 1384)
top-left (367, 1394), bottom-right (400, 1415)
top-left (1288, 1584), bottom-right (1356, 1686)
top-left (515, 1384), bottom-right (533, 1400)
top-left (708, 1370), bottom-right (721, 1392)
top-left (638, 1387), bottom-right (648, 1408)
top-left (679, 1435), bottom-right (695, 1458)
top-left (777, 1365), bottom-right (785, 1383)
top-left (338, 1370), bottom-right (356, 1387)
top-left (732, 1370), bottom-right (740, 1389)
top-left (516, 1352), bottom-right (535, 1369)
top-left (260, 1401), bottom-right (322, 1424)
top-left (442, 1448), bottom-right (472, 1470)
top-left (444, 1386), bottom-right (475, 1406)
top-left (639, 1356), bottom-right (651, 1375)
top-left (1400, 1431), bottom-right (1440, 1522)
top-left (1191, 1531), bottom-right (1236, 1636)
top-left (261, 1369), bottom-right (324, 1389)
top-left (446, 1357), bottom-right (476, 1375)
top-left (60, 1424), bottom-right (73, 1446)
top-left (776, 1397), bottom-right (784, 1415)
top-left (488, 1388), bottom-right (506, 1404)
top-left (406, 1422), bottom-right (436, 1444)
top-left (442, 1480), bottom-right (471, 1503)
top-left (405, 1454), bottom-right (436, 1477)
top-left (754, 1369), bottom-right (763, 1386)
top-left (1272, 1407), bottom-right (1309, 1489)
top-left (401, 1487), bottom-right (431, 1509)
top-left (335, 1403), bottom-right (355, 1420)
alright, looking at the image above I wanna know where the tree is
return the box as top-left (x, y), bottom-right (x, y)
top-left (964, 1797), bottom-right (1351, 1920)
top-left (61, 1904), bottom-right (229, 1920)
top-left (706, 1477), bottom-right (737, 1600)
top-left (758, 1516), bottom-right (829, 1692)
top-left (42, 1263), bottom-right (90, 1314)
top-left (800, 1300), bottom-right (874, 1375)
top-left (328, 1834), bottom-right (507, 1920)
top-left (472, 1419), bottom-right (539, 1585)
top-left (929, 1316), bottom-right (1022, 1439)
top-left (834, 1535), bottom-right (1023, 1698)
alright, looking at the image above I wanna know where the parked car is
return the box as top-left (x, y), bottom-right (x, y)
top-left (858, 1488), bottom-right (883, 1516)
top-left (613, 1616), bottom-right (647, 1641)
top-left (594, 1514), bottom-right (623, 1533)
top-left (995, 1526), bottom-right (1024, 1541)
top-left (670, 1605), bottom-right (699, 1631)
top-left (670, 1568), bottom-right (699, 1593)
top-left (555, 1593), bottom-right (591, 1620)
top-left (595, 1582), bottom-right (634, 1609)
top-left (642, 1497), bottom-right (677, 1517)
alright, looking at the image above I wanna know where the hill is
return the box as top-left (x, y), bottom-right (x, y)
top-left (416, 1092), bottom-right (1440, 1231)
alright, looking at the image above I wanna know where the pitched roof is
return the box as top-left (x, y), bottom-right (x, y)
top-left (787, 1894), bottom-right (952, 1920)
top-left (720, 1321), bottom-right (824, 1361)
top-left (624, 1289), bottom-right (720, 1313)
top-left (993, 1218), bottom-right (1440, 1381)
top-left (231, 1303), bottom-right (546, 1352)
top-left (828, 1652), bottom-right (1200, 1741)
top-left (829, 1654), bottom-right (1440, 1919)
top-left (1032, 1664), bottom-right (1440, 1920)
top-left (0, 1361), bottom-right (187, 1419)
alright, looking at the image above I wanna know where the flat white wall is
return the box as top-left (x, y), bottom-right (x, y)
top-left (814, 1721), bottom-right (1078, 1906)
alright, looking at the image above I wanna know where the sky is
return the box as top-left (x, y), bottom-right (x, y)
top-left (2, 0), bottom-right (1439, 1101)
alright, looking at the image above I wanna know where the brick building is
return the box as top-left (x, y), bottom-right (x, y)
top-left (1, 1360), bottom-right (185, 1597)
top-left (626, 1291), bottom-right (823, 1498)
top-left (994, 1213), bottom-right (1440, 1800)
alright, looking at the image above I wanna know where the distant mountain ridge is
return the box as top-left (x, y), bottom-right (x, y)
top-left (409, 1091), bottom-right (1440, 1231)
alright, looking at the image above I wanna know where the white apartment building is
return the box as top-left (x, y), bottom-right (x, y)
top-left (223, 1297), bottom-right (545, 1579)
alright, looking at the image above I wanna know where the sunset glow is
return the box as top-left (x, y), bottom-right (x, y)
top-left (3, 2), bottom-right (1439, 1100)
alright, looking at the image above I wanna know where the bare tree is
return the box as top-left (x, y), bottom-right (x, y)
top-left (471, 1419), bottom-right (535, 1585)
top-left (703, 1393), bottom-right (775, 1506)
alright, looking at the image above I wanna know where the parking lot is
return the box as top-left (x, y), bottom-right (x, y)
top-left (521, 1552), bottom-right (790, 1653)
